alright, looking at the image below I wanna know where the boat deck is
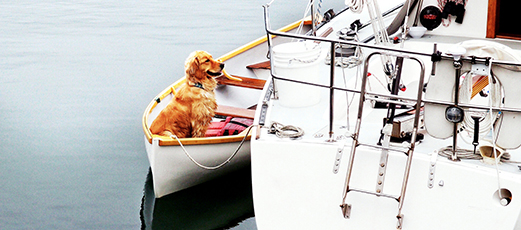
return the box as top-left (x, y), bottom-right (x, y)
top-left (251, 2), bottom-right (521, 228)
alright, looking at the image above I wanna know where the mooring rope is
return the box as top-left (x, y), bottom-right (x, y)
top-left (170, 125), bottom-right (254, 170)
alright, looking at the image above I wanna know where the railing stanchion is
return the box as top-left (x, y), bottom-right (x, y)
top-left (328, 42), bottom-right (336, 142)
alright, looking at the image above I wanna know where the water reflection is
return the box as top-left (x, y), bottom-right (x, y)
top-left (140, 166), bottom-right (255, 230)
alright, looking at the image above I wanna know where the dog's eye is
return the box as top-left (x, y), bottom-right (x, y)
top-left (204, 59), bottom-right (210, 63)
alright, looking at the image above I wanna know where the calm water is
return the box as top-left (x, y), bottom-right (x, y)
top-left (0, 0), bottom-right (341, 229)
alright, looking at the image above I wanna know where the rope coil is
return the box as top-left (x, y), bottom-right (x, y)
top-left (437, 146), bottom-right (521, 164)
top-left (269, 122), bottom-right (305, 138)
top-left (458, 71), bottom-right (502, 137)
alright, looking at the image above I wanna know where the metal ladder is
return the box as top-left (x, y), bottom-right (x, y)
top-left (340, 52), bottom-right (425, 229)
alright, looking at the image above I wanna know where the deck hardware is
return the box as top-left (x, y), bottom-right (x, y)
top-left (428, 150), bottom-right (439, 189)
top-left (376, 124), bottom-right (391, 194)
top-left (470, 63), bottom-right (490, 76)
top-left (327, 42), bottom-right (336, 142)
top-left (397, 214), bottom-right (404, 229)
top-left (430, 43), bottom-right (441, 76)
top-left (378, 55), bottom-right (405, 146)
top-left (336, 135), bottom-right (347, 140)
top-left (495, 188), bottom-right (512, 206)
top-left (333, 148), bottom-right (344, 174)
top-left (449, 46), bottom-right (466, 160)
top-left (445, 106), bottom-right (464, 123)
top-left (268, 122), bottom-right (305, 139)
top-left (340, 52), bottom-right (425, 229)
top-left (258, 81), bottom-right (273, 126)
top-left (259, 101), bottom-right (269, 126)
top-left (340, 203), bottom-right (352, 218)
top-left (471, 116), bottom-right (480, 154)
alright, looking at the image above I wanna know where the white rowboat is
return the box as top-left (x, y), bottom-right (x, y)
top-left (141, 20), bottom-right (308, 198)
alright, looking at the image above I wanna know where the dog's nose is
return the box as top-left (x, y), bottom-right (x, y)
top-left (220, 63), bottom-right (225, 69)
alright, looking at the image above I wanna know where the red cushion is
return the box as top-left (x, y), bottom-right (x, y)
top-left (205, 117), bottom-right (231, 137)
top-left (205, 116), bottom-right (253, 137)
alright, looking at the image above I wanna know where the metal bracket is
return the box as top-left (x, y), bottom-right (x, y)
top-left (340, 203), bottom-right (352, 219)
top-left (376, 150), bottom-right (389, 194)
top-left (333, 148), bottom-right (344, 174)
top-left (428, 150), bottom-right (439, 189)
top-left (376, 124), bottom-right (392, 194)
top-left (397, 214), bottom-right (404, 229)
top-left (258, 81), bottom-right (274, 126)
top-left (470, 63), bottom-right (491, 76)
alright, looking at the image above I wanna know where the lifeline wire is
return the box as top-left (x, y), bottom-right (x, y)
top-left (170, 125), bottom-right (254, 170)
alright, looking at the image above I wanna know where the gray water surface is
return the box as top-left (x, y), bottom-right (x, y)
top-left (0, 0), bottom-right (342, 229)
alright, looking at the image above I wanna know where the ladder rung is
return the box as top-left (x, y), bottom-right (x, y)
top-left (357, 142), bottom-right (408, 154)
top-left (350, 188), bottom-right (399, 201)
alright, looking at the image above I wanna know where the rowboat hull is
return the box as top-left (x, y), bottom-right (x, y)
top-left (145, 136), bottom-right (251, 198)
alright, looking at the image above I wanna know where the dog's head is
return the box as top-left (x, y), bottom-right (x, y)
top-left (185, 51), bottom-right (223, 91)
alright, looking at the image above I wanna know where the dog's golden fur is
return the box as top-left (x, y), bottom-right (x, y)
top-left (150, 51), bottom-right (223, 138)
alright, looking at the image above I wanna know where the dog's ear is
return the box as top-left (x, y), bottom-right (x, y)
top-left (185, 52), bottom-right (200, 76)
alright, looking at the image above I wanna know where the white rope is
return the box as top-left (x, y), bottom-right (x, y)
top-left (487, 62), bottom-right (504, 203)
top-left (340, 44), bottom-right (363, 131)
top-left (450, 62), bottom-right (506, 204)
top-left (293, 1), bottom-right (313, 40)
top-left (346, 0), bottom-right (365, 13)
top-left (269, 122), bottom-right (305, 138)
top-left (458, 72), bottom-right (501, 138)
top-left (289, 42), bottom-right (322, 64)
top-left (438, 146), bottom-right (511, 161)
top-left (317, 0), bottom-right (323, 15)
top-left (401, 0), bottom-right (413, 48)
top-left (170, 126), bottom-right (253, 170)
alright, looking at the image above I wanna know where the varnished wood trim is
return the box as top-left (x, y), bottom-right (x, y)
top-left (215, 105), bottom-right (256, 119)
top-left (246, 60), bottom-right (271, 70)
top-left (216, 75), bottom-right (266, 90)
top-left (486, 0), bottom-right (498, 38)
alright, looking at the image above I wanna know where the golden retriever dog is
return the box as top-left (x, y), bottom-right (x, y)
top-left (150, 51), bottom-right (224, 138)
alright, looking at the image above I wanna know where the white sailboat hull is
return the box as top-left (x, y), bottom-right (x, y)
top-left (252, 131), bottom-right (521, 229)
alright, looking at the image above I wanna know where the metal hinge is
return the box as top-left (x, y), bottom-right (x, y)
top-left (428, 150), bottom-right (439, 189)
top-left (333, 148), bottom-right (343, 174)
